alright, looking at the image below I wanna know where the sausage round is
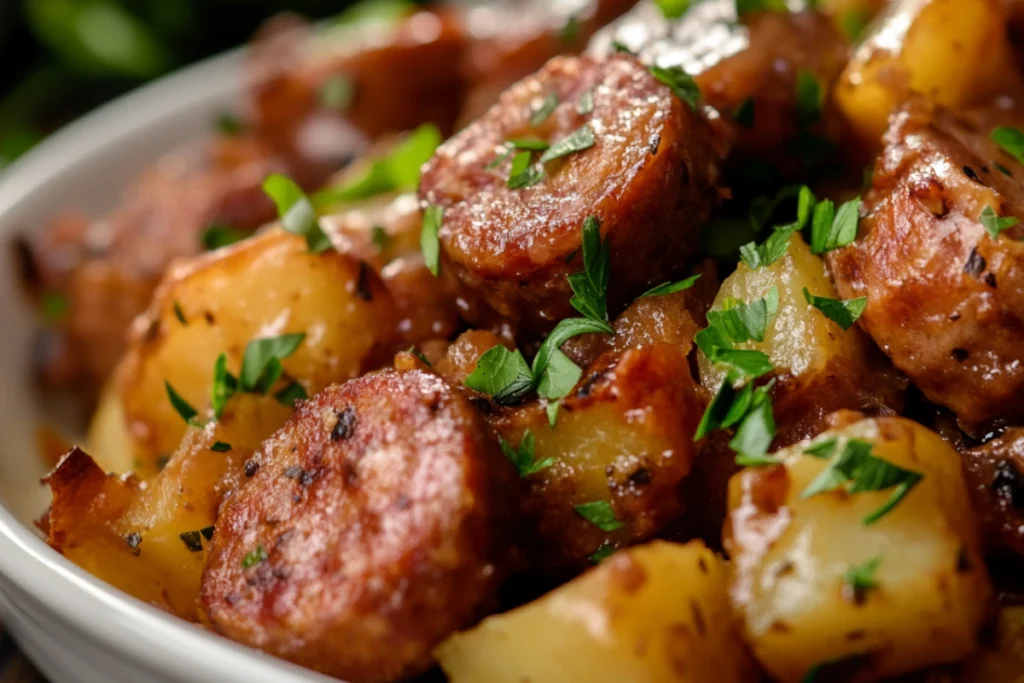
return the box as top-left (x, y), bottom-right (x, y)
top-left (420, 53), bottom-right (728, 331)
top-left (201, 369), bottom-right (520, 683)
top-left (828, 99), bottom-right (1024, 427)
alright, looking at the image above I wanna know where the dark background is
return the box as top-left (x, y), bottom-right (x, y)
top-left (0, 0), bottom-right (392, 169)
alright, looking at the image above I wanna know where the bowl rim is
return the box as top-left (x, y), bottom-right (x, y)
top-left (0, 46), bottom-right (333, 683)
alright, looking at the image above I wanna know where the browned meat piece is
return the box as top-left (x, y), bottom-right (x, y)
top-left (201, 368), bottom-right (519, 683)
top-left (457, 0), bottom-right (638, 124)
top-left (829, 99), bottom-right (1024, 427)
top-left (963, 429), bottom-right (1024, 556)
top-left (588, 0), bottom-right (850, 168)
top-left (420, 53), bottom-right (728, 331)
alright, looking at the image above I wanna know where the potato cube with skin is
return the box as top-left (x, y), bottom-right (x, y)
top-left (697, 233), bottom-right (901, 445)
top-left (114, 228), bottom-right (397, 475)
top-left (834, 0), bottom-right (1021, 149)
top-left (436, 541), bottom-right (757, 683)
top-left (725, 416), bottom-right (994, 682)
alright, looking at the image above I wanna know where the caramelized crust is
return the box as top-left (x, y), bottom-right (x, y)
top-left (201, 369), bottom-right (519, 682)
top-left (420, 53), bottom-right (727, 330)
top-left (963, 428), bottom-right (1024, 555)
top-left (829, 99), bottom-right (1024, 426)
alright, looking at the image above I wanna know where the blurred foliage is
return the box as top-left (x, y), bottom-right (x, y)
top-left (0, 0), bottom-right (409, 168)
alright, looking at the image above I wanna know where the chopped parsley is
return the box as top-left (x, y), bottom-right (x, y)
top-left (201, 223), bottom-right (246, 251)
top-left (568, 215), bottom-right (611, 323)
top-left (991, 126), bottom-right (1024, 165)
top-left (800, 438), bottom-right (923, 525)
top-left (560, 15), bottom-right (581, 44)
top-left (649, 65), bottom-right (701, 109)
top-left (178, 531), bottom-right (204, 553)
top-left (736, 0), bottom-right (788, 15)
top-left (656, 0), bottom-right (691, 19)
top-left (539, 125), bottom-right (595, 164)
top-left (371, 225), bottom-right (389, 252)
top-left (215, 112), bottom-right (244, 136)
top-left (804, 437), bottom-right (838, 458)
top-left (530, 93), bottom-right (559, 127)
top-left (499, 430), bottom-right (556, 477)
top-left (810, 197), bottom-right (860, 254)
top-left (735, 98), bottom-right (755, 128)
top-left (210, 441), bottom-right (232, 453)
top-left (844, 556), bottom-right (882, 603)
top-left (241, 544), bottom-right (268, 569)
top-left (801, 654), bottom-right (870, 683)
top-left (730, 396), bottom-right (776, 465)
top-left (590, 543), bottom-right (615, 563)
top-left (795, 70), bottom-right (822, 126)
top-left (980, 205), bottom-right (1020, 239)
top-left (695, 288), bottom-right (779, 358)
top-left (240, 334), bottom-right (306, 393)
top-left (508, 138), bottom-right (550, 151)
top-left (275, 382), bottom-right (307, 407)
top-left (262, 174), bottom-right (331, 254)
top-left (802, 288), bottom-right (867, 331)
top-left (41, 292), bottom-right (68, 322)
top-left (611, 39), bottom-right (636, 55)
top-left (165, 381), bottom-right (199, 425)
top-left (640, 274), bottom-right (701, 298)
top-left (320, 74), bottom-right (354, 111)
top-left (708, 348), bottom-right (774, 380)
top-left (313, 123), bottom-right (441, 205)
top-left (173, 301), bottom-right (187, 326)
top-left (576, 89), bottom-right (594, 115)
top-left (740, 185), bottom-right (816, 269)
top-left (420, 204), bottom-right (443, 276)
top-left (465, 346), bottom-right (534, 406)
top-left (507, 150), bottom-right (546, 189)
top-left (575, 500), bottom-right (623, 532)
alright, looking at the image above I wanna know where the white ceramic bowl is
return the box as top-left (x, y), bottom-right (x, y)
top-left (0, 49), bottom-right (334, 683)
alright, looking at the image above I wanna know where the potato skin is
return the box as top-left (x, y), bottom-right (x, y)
top-left (420, 54), bottom-right (727, 331)
top-left (962, 428), bottom-right (1024, 555)
top-left (726, 416), bottom-right (994, 682)
top-left (436, 541), bottom-right (757, 683)
top-left (829, 100), bottom-right (1024, 426)
top-left (201, 369), bottom-right (520, 683)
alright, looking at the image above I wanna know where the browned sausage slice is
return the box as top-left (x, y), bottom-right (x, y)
top-left (201, 369), bottom-right (519, 683)
top-left (420, 53), bottom-right (728, 331)
top-left (829, 99), bottom-right (1024, 427)
top-left (962, 428), bottom-right (1024, 556)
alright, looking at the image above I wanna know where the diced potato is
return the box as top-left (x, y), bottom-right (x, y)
top-left (491, 344), bottom-right (706, 568)
top-left (834, 0), bottom-right (1018, 147)
top-left (697, 233), bottom-right (900, 444)
top-left (86, 383), bottom-right (139, 474)
top-left (725, 416), bottom-right (994, 682)
top-left (114, 228), bottom-right (397, 475)
top-left (436, 541), bottom-right (757, 683)
top-left (956, 607), bottom-right (1024, 682)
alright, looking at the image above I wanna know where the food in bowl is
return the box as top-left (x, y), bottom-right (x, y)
top-left (21, 0), bottom-right (1024, 681)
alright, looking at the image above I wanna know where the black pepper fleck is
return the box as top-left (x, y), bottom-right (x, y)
top-left (963, 165), bottom-right (982, 183)
top-left (124, 532), bottom-right (142, 556)
top-left (952, 348), bottom-right (969, 363)
top-left (244, 459), bottom-right (260, 478)
top-left (179, 530), bottom-right (203, 553)
top-left (332, 406), bottom-right (357, 441)
top-left (964, 248), bottom-right (986, 277)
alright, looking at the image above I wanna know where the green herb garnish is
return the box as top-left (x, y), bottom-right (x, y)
top-left (844, 556), bottom-right (882, 603)
top-left (507, 150), bottom-right (546, 189)
top-left (275, 382), bottom-right (307, 407)
top-left (320, 74), bottom-right (353, 111)
top-left (980, 205), bottom-right (1020, 239)
top-left (201, 223), bottom-right (246, 251)
top-left (210, 441), bottom-right (232, 453)
top-left (173, 301), bottom-right (187, 326)
top-left (530, 93), bottom-right (559, 127)
top-left (640, 274), bottom-right (701, 298)
top-left (795, 70), bottom-right (822, 126)
top-left (991, 126), bottom-right (1024, 165)
top-left (465, 346), bottom-right (534, 406)
top-left (371, 225), bottom-right (389, 252)
top-left (539, 125), bottom-right (595, 164)
top-left (575, 500), bottom-right (623, 532)
top-left (499, 430), bottom-right (556, 477)
top-left (420, 204), bottom-right (443, 276)
top-left (589, 543), bottom-right (615, 563)
top-left (656, 0), bottom-right (691, 19)
top-left (576, 90), bottom-right (594, 115)
top-left (735, 98), bottom-right (756, 128)
top-left (241, 544), bottom-right (268, 569)
top-left (649, 65), bottom-right (701, 109)
top-left (802, 288), bottom-right (866, 331)
top-left (165, 381), bottom-right (198, 425)
top-left (262, 174), bottom-right (331, 253)
top-left (216, 113), bottom-right (244, 136)
top-left (810, 197), bottom-right (860, 254)
top-left (736, 0), bottom-right (788, 15)
top-left (568, 215), bottom-right (611, 323)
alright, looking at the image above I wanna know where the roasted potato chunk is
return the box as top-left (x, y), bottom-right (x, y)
top-left (955, 606), bottom-right (1024, 681)
top-left (114, 229), bottom-right (397, 474)
top-left (698, 233), bottom-right (903, 445)
top-left (437, 540), bottom-right (756, 683)
top-left (962, 428), bottom-right (1024, 555)
top-left (420, 53), bottom-right (727, 331)
top-left (487, 344), bottom-right (705, 568)
top-left (726, 416), bottom-right (994, 682)
top-left (829, 100), bottom-right (1024, 426)
top-left (835, 0), bottom-right (1021, 147)
top-left (202, 369), bottom-right (520, 683)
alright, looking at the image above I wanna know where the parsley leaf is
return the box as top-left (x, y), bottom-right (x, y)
top-left (980, 205), bottom-right (1020, 239)
top-left (730, 395), bottom-right (776, 464)
top-left (736, 0), bottom-right (788, 15)
top-left (532, 317), bottom-right (613, 382)
top-left (179, 531), bottom-right (204, 553)
top-left (801, 654), bottom-right (870, 683)
top-left (275, 382), bottom-right (307, 407)
top-left (576, 89), bottom-right (594, 115)
top-left (507, 150), bottom-right (546, 189)
top-left (735, 98), bottom-right (755, 128)
top-left (568, 216), bottom-right (611, 323)
top-left (795, 70), bottom-right (822, 126)
top-left (313, 123), bottom-right (441, 205)
top-left (649, 65), bottom-right (701, 109)
top-left (804, 437), bottom-right (838, 458)
top-left (499, 430), bottom-right (556, 477)
top-left (320, 75), bottom-right (353, 111)
top-left (371, 225), bottom-right (389, 252)
top-left (810, 197), bottom-right (860, 254)
top-left (708, 348), bottom-right (774, 380)
top-left (508, 138), bottom-right (550, 151)
top-left (589, 543), bottom-right (615, 563)
top-left (210, 441), bottom-right (232, 453)
top-left (173, 301), bottom-right (187, 326)
top-left (802, 288), bottom-right (866, 331)
top-left (640, 274), bottom-right (700, 298)
top-left (465, 346), bottom-right (534, 406)
top-left (575, 500), bottom-right (623, 532)
top-left (241, 544), bottom-right (268, 569)
top-left (211, 353), bottom-right (237, 419)
top-left (239, 334), bottom-right (306, 394)
top-left (530, 93), bottom-right (559, 127)
top-left (539, 125), bottom-right (595, 164)
top-left (216, 113), bottom-right (244, 136)
top-left (536, 348), bottom-right (583, 401)
top-left (800, 438), bottom-right (923, 525)
top-left (560, 15), bottom-right (581, 44)
top-left (991, 126), bottom-right (1024, 165)
top-left (656, 0), bottom-right (691, 18)
top-left (696, 288), bottom-right (778, 357)
top-left (420, 204), bottom-right (443, 276)
top-left (262, 174), bottom-right (332, 253)
top-left (165, 381), bottom-right (198, 425)
top-left (41, 292), bottom-right (68, 322)
top-left (201, 223), bottom-right (246, 251)
top-left (844, 556), bottom-right (882, 603)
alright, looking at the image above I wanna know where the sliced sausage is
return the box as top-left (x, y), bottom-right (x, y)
top-left (201, 369), bottom-right (519, 683)
top-left (828, 99), bottom-right (1024, 427)
top-left (420, 53), bottom-right (728, 331)
top-left (963, 429), bottom-right (1024, 556)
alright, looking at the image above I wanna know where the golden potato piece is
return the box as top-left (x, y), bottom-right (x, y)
top-left (835, 0), bottom-right (1021, 147)
top-left (725, 416), bottom-right (994, 682)
top-left (698, 233), bottom-right (903, 445)
top-left (955, 606), bottom-right (1024, 682)
top-left (114, 229), bottom-right (397, 474)
top-left (420, 53), bottom-right (727, 330)
top-left (436, 540), bottom-right (756, 683)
